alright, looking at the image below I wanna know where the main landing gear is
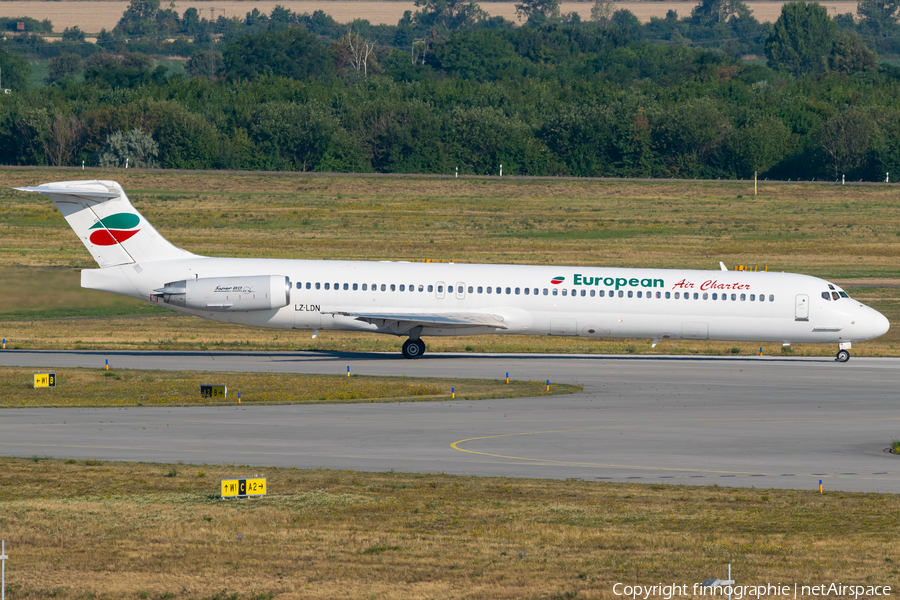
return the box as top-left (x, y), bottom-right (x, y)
top-left (402, 338), bottom-right (426, 359)
top-left (835, 349), bottom-right (850, 363)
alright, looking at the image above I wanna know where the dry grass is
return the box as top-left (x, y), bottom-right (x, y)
top-left (0, 367), bottom-right (578, 407)
top-left (2, 169), bottom-right (898, 356)
top-left (0, 1), bottom-right (858, 33)
top-left (1, 457), bottom-right (898, 599)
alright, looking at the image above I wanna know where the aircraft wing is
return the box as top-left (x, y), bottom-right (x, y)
top-left (323, 311), bottom-right (508, 334)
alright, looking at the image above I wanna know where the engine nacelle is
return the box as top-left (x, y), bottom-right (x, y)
top-left (155, 275), bottom-right (291, 312)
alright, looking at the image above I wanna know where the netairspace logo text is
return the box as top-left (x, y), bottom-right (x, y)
top-left (612, 583), bottom-right (892, 600)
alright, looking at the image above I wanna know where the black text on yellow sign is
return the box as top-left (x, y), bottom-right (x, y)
top-left (200, 384), bottom-right (227, 399)
top-left (221, 477), bottom-right (266, 498)
top-left (33, 373), bottom-right (56, 388)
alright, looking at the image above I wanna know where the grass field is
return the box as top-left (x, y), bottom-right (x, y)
top-left (0, 1), bottom-right (859, 34)
top-left (0, 168), bottom-right (898, 356)
top-left (1, 457), bottom-right (898, 599)
top-left (0, 367), bottom-right (578, 407)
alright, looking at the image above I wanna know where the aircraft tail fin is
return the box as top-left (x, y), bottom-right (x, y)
top-left (15, 180), bottom-right (196, 268)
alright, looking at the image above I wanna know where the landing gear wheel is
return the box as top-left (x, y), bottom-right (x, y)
top-left (402, 339), bottom-right (426, 359)
top-left (836, 349), bottom-right (850, 363)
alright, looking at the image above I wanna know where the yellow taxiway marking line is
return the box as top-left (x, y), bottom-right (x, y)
top-left (450, 429), bottom-right (900, 477)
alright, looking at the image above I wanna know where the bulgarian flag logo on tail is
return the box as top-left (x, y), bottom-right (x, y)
top-left (550, 275), bottom-right (565, 285)
top-left (89, 213), bottom-right (141, 246)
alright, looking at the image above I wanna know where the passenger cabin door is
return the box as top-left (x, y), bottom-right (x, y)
top-left (455, 282), bottom-right (466, 300)
top-left (795, 294), bottom-right (809, 321)
top-left (435, 281), bottom-right (445, 299)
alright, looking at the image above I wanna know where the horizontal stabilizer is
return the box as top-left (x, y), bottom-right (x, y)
top-left (15, 186), bottom-right (119, 198)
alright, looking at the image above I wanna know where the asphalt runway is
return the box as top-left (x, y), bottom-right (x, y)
top-left (2, 350), bottom-right (899, 493)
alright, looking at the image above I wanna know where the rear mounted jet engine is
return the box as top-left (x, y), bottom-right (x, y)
top-left (155, 275), bottom-right (291, 311)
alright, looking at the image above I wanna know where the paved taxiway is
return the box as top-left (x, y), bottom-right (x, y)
top-left (1, 350), bottom-right (899, 493)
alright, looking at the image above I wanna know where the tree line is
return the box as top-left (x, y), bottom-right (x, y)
top-left (1, 0), bottom-right (900, 180)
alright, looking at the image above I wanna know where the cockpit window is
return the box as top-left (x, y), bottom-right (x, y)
top-left (832, 291), bottom-right (840, 301)
top-left (839, 291), bottom-right (849, 298)
top-left (822, 292), bottom-right (831, 301)
top-left (828, 284), bottom-right (835, 290)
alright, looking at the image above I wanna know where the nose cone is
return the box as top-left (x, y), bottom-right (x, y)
top-left (873, 309), bottom-right (890, 338)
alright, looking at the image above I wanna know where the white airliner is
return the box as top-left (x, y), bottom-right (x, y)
top-left (17, 180), bottom-right (890, 361)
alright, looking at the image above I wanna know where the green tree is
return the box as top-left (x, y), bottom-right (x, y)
top-left (223, 29), bottom-right (335, 81)
top-left (250, 102), bottom-right (338, 171)
top-left (765, 2), bottom-right (838, 75)
top-left (47, 53), bottom-right (83, 84)
top-left (116, 0), bottom-right (160, 38)
top-left (726, 116), bottom-right (792, 177)
top-left (857, 0), bottom-right (900, 36)
top-left (98, 128), bottom-right (160, 168)
top-left (61, 26), bottom-right (86, 42)
top-left (185, 50), bottom-right (223, 80)
top-left (817, 106), bottom-right (878, 176)
top-left (0, 45), bottom-right (30, 91)
top-left (827, 29), bottom-right (878, 73)
top-left (515, 0), bottom-right (561, 26)
top-left (656, 97), bottom-right (731, 175)
top-left (413, 0), bottom-right (486, 32)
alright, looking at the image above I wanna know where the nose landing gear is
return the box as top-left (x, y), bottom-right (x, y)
top-left (402, 338), bottom-right (426, 359)
top-left (835, 349), bottom-right (850, 362)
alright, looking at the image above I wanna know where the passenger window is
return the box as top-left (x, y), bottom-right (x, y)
top-left (334, 283), bottom-right (338, 290)
top-left (418, 285), bottom-right (424, 292)
top-left (478, 286), bottom-right (483, 293)
top-left (618, 290), bottom-right (624, 298)
top-left (731, 293), bottom-right (737, 301)
top-left (515, 288), bottom-right (520, 295)
top-left (599, 290), bottom-right (605, 297)
top-left (316, 282), bottom-right (321, 290)
top-left (399, 285), bottom-right (405, 292)
top-left (352, 283), bottom-right (357, 291)
top-left (468, 286), bottom-right (473, 293)
top-left (427, 285), bottom-right (433, 292)
top-left (543, 288), bottom-right (549, 296)
top-left (324, 283), bottom-right (330, 290)
top-left (296, 282), bottom-right (301, 289)
top-left (749, 294), bottom-right (755, 301)
top-left (636, 291), bottom-right (642, 298)
top-left (381, 284), bottom-right (386, 291)
top-left (390, 284), bottom-right (396, 292)
top-left (740, 293), bottom-right (746, 301)
top-left (759, 295), bottom-right (764, 302)
top-left (306, 282), bottom-right (311, 289)
top-left (581, 290), bottom-right (586, 297)
top-left (524, 288), bottom-right (530, 295)
top-left (487, 287), bottom-right (492, 294)
top-left (655, 292), bottom-right (661, 299)
top-left (627, 290), bottom-right (633, 298)
top-left (665, 292), bottom-right (670, 299)
top-left (438, 285), bottom-right (443, 293)
top-left (590, 290), bottom-right (595, 297)
top-left (562, 289), bottom-right (568, 296)
top-left (362, 284), bottom-right (367, 291)
top-left (674, 292), bottom-right (680, 299)
top-left (506, 287), bottom-right (511, 295)
top-left (409, 284), bottom-right (414, 292)
top-left (448, 286), bottom-right (453, 293)
top-left (342, 283), bottom-right (348, 290)
top-left (552, 289), bottom-right (558, 296)
top-left (769, 294), bottom-right (774, 301)
top-left (712, 293), bottom-right (717, 300)
top-left (702, 293), bottom-right (708, 300)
